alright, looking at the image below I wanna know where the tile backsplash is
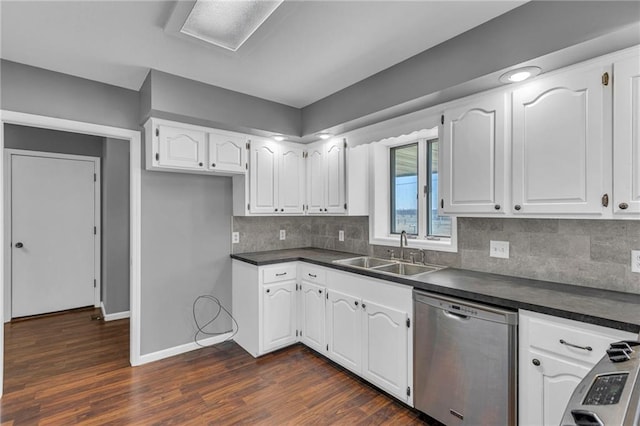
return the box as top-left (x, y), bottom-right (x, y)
top-left (232, 216), bottom-right (640, 294)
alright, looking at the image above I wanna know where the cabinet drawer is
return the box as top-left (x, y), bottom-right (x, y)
top-left (526, 313), bottom-right (636, 365)
top-left (299, 264), bottom-right (326, 284)
top-left (262, 264), bottom-right (297, 284)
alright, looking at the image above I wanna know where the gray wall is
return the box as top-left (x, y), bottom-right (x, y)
top-left (141, 171), bottom-right (232, 355)
top-left (102, 138), bottom-right (130, 315)
top-left (142, 69), bottom-right (301, 136)
top-left (232, 216), bottom-right (640, 295)
top-left (1, 60), bottom-right (140, 131)
top-left (301, 1), bottom-right (640, 135)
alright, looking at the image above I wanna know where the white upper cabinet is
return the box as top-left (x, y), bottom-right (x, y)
top-left (512, 64), bottom-right (607, 216)
top-left (250, 139), bottom-right (280, 214)
top-left (157, 124), bottom-right (206, 170)
top-left (208, 131), bottom-right (247, 174)
top-left (613, 54), bottom-right (640, 216)
top-left (279, 143), bottom-right (305, 214)
top-left (441, 92), bottom-right (507, 214)
top-left (144, 118), bottom-right (246, 176)
top-left (306, 139), bottom-right (346, 215)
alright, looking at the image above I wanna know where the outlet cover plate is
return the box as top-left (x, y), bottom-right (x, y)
top-left (632, 250), bottom-right (640, 273)
top-left (490, 240), bottom-right (510, 259)
top-left (338, 230), bottom-right (345, 242)
top-left (279, 229), bottom-right (286, 240)
top-left (232, 232), bottom-right (239, 244)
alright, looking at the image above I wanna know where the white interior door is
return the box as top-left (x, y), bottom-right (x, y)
top-left (11, 153), bottom-right (97, 317)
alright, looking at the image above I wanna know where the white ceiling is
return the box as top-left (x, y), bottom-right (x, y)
top-left (0, 1), bottom-right (525, 108)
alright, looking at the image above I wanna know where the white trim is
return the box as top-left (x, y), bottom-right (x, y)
top-left (4, 149), bottom-right (102, 318)
top-left (138, 333), bottom-right (233, 365)
top-left (0, 111), bottom-right (143, 398)
top-left (100, 302), bottom-right (130, 321)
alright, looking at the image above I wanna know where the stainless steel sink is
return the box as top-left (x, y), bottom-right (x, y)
top-left (333, 256), bottom-right (445, 277)
top-left (371, 262), bottom-right (442, 276)
top-left (333, 256), bottom-right (395, 269)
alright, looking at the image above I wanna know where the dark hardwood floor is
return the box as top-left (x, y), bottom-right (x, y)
top-left (2, 308), bottom-right (428, 425)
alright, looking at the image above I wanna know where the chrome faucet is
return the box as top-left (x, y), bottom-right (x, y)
top-left (399, 230), bottom-right (408, 260)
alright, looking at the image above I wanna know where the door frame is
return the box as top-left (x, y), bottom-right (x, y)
top-left (0, 110), bottom-right (143, 398)
top-left (5, 149), bottom-right (102, 316)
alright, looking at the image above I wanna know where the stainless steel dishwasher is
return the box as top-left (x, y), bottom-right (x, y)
top-left (413, 290), bottom-right (518, 426)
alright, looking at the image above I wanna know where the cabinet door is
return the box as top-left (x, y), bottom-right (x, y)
top-left (325, 140), bottom-right (346, 214)
top-left (361, 300), bottom-right (408, 402)
top-left (157, 124), bottom-right (206, 170)
top-left (306, 143), bottom-right (326, 214)
top-left (250, 139), bottom-right (279, 214)
top-left (442, 93), bottom-right (507, 214)
top-left (512, 65), bottom-right (607, 215)
top-left (262, 280), bottom-right (297, 353)
top-left (208, 131), bottom-right (246, 174)
top-left (279, 144), bottom-right (305, 214)
top-left (300, 281), bottom-right (325, 353)
top-left (519, 350), bottom-right (590, 426)
top-left (613, 55), bottom-right (640, 215)
top-left (326, 289), bottom-right (361, 373)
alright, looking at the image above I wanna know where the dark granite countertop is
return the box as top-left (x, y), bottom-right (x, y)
top-left (231, 248), bottom-right (640, 334)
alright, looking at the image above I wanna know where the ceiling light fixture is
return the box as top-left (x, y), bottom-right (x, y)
top-left (317, 133), bottom-right (332, 140)
top-left (180, 0), bottom-right (283, 52)
top-left (499, 66), bottom-right (541, 84)
top-left (272, 135), bottom-right (285, 142)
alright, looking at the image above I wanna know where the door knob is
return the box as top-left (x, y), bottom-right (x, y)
top-left (15, 242), bottom-right (23, 248)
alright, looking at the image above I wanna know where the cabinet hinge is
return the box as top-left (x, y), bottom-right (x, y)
top-left (155, 128), bottom-right (159, 137)
top-left (246, 141), bottom-right (250, 150)
top-left (407, 386), bottom-right (411, 397)
top-left (441, 115), bottom-right (444, 125)
top-left (344, 203), bottom-right (347, 210)
top-left (247, 203), bottom-right (250, 210)
top-left (94, 226), bottom-right (97, 235)
top-left (343, 139), bottom-right (347, 148)
top-left (296, 330), bottom-right (299, 337)
top-left (93, 279), bottom-right (97, 288)
top-left (602, 193), bottom-right (609, 207)
top-left (326, 344), bottom-right (329, 351)
top-left (406, 318), bottom-right (411, 328)
top-left (300, 330), bottom-right (302, 336)
top-left (602, 72), bottom-right (609, 86)
top-left (245, 163), bottom-right (248, 170)
top-left (326, 292), bottom-right (328, 300)
top-left (155, 152), bottom-right (159, 161)
top-left (94, 173), bottom-right (97, 182)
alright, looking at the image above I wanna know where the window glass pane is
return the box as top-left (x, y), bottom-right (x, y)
top-left (428, 140), bottom-right (452, 237)
top-left (390, 143), bottom-right (418, 235)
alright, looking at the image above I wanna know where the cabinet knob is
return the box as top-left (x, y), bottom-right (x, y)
top-left (532, 358), bottom-right (540, 366)
top-left (354, 301), bottom-right (359, 306)
top-left (266, 289), bottom-right (270, 293)
top-left (514, 204), bottom-right (522, 211)
top-left (15, 242), bottom-right (24, 248)
top-left (281, 209), bottom-right (284, 212)
top-left (362, 303), bottom-right (366, 309)
top-left (619, 202), bottom-right (629, 210)
top-left (275, 208), bottom-right (278, 212)
top-left (318, 289), bottom-right (322, 294)
top-left (494, 204), bottom-right (501, 210)
top-left (324, 208), bottom-right (328, 212)
top-left (211, 163), bottom-right (216, 167)
top-left (199, 162), bottom-right (203, 167)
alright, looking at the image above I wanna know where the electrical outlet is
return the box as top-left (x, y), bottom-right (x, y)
top-left (490, 240), bottom-right (510, 259)
top-left (338, 230), bottom-right (345, 242)
top-left (231, 232), bottom-right (239, 244)
top-left (279, 229), bottom-right (286, 241)
top-left (632, 250), bottom-right (640, 273)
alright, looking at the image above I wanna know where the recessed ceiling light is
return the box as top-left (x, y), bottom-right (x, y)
top-left (273, 135), bottom-right (285, 142)
top-left (317, 133), bottom-right (332, 140)
top-left (180, 0), bottom-right (283, 52)
top-left (499, 66), bottom-right (541, 84)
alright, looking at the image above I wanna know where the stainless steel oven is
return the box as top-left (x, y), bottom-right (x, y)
top-left (561, 340), bottom-right (640, 426)
top-left (413, 290), bottom-right (518, 425)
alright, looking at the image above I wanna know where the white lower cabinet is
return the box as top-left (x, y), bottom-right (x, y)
top-left (263, 280), bottom-right (297, 353)
top-left (299, 280), bottom-right (326, 353)
top-left (518, 310), bottom-right (637, 426)
top-left (326, 289), bottom-right (362, 372)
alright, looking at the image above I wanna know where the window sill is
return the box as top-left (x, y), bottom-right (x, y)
top-left (369, 235), bottom-right (458, 253)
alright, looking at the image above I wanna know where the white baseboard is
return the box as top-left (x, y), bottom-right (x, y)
top-left (137, 332), bottom-right (233, 365)
top-left (100, 302), bottom-right (130, 321)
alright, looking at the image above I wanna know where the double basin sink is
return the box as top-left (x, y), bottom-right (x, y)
top-left (333, 256), bottom-right (445, 277)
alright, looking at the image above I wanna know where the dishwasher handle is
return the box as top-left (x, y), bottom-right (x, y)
top-left (443, 310), bottom-right (470, 320)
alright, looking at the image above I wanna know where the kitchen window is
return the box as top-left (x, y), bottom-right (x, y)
top-left (370, 127), bottom-right (457, 252)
